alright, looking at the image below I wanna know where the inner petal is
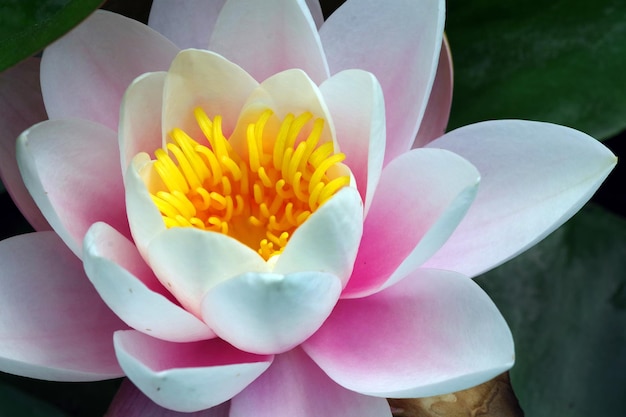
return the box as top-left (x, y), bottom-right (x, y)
top-left (142, 107), bottom-right (351, 261)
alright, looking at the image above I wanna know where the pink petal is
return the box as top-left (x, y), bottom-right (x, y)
top-left (303, 268), bottom-right (514, 397)
top-left (274, 187), bottom-right (363, 286)
top-left (83, 222), bottom-right (216, 343)
top-left (114, 330), bottom-right (273, 412)
top-left (209, 0), bottom-right (329, 84)
top-left (17, 119), bottom-right (130, 258)
top-left (41, 10), bottom-right (178, 131)
top-left (201, 272), bottom-right (341, 354)
top-left (319, 69), bottom-right (386, 214)
top-left (425, 120), bottom-right (618, 277)
top-left (0, 232), bottom-right (125, 381)
top-left (107, 380), bottom-right (230, 417)
top-left (230, 348), bottom-right (392, 417)
top-left (162, 49), bottom-right (258, 145)
top-left (342, 149), bottom-right (479, 298)
top-left (320, 0), bottom-right (445, 165)
top-left (119, 71), bottom-right (166, 170)
top-left (413, 36), bottom-right (453, 148)
top-left (148, 0), bottom-right (227, 49)
top-left (0, 57), bottom-right (50, 231)
top-left (146, 227), bottom-right (266, 317)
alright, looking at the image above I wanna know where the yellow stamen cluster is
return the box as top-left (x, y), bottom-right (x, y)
top-left (148, 107), bottom-right (350, 260)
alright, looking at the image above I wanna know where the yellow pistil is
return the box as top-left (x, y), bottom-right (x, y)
top-left (147, 107), bottom-right (350, 261)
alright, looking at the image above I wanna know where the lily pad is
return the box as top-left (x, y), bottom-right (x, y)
top-left (0, 380), bottom-right (69, 417)
top-left (0, 0), bottom-right (103, 71)
top-left (475, 203), bottom-right (626, 417)
top-left (446, 0), bottom-right (626, 140)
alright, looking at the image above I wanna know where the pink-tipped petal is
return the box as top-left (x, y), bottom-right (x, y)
top-left (119, 72), bottom-right (166, 170)
top-left (17, 119), bottom-right (129, 258)
top-left (148, 0), bottom-right (227, 49)
top-left (342, 149), bottom-right (479, 298)
top-left (107, 380), bottom-right (231, 417)
top-left (413, 36), bottom-right (453, 148)
top-left (41, 10), bottom-right (178, 131)
top-left (125, 154), bottom-right (168, 256)
top-left (83, 222), bottom-right (216, 343)
top-left (231, 348), bottom-right (392, 417)
top-left (202, 272), bottom-right (341, 354)
top-left (114, 330), bottom-right (273, 412)
top-left (274, 187), bottom-right (363, 286)
top-left (0, 57), bottom-right (50, 231)
top-left (321, 0), bottom-right (445, 165)
top-left (425, 120), bottom-right (618, 277)
top-left (147, 227), bottom-right (267, 317)
top-left (304, 268), bottom-right (514, 397)
top-left (209, 0), bottom-right (329, 84)
top-left (320, 69), bottom-right (386, 214)
top-left (162, 49), bottom-right (258, 143)
top-left (0, 232), bottom-right (125, 381)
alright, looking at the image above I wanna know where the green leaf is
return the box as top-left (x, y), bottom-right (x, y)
top-left (0, 380), bottom-right (69, 417)
top-left (446, 0), bottom-right (626, 140)
top-left (0, 0), bottom-right (103, 72)
top-left (475, 204), bottom-right (626, 417)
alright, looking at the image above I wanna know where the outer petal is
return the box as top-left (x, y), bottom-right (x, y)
top-left (0, 232), bottom-right (125, 381)
top-left (274, 187), bottom-right (363, 286)
top-left (303, 269), bottom-right (514, 397)
top-left (83, 222), bottom-right (216, 343)
top-left (41, 10), bottom-right (178, 131)
top-left (424, 120), bottom-right (618, 277)
top-left (320, 69), bottom-right (386, 214)
top-left (17, 119), bottom-right (129, 258)
top-left (305, 0), bottom-right (324, 28)
top-left (119, 72), bottom-right (166, 170)
top-left (0, 57), bottom-right (50, 231)
top-left (148, 0), bottom-right (227, 49)
top-left (342, 149), bottom-right (479, 298)
top-left (107, 380), bottom-right (230, 417)
top-left (201, 272), bottom-right (341, 354)
top-left (209, 0), bottom-right (329, 84)
top-left (125, 154), bottom-right (168, 256)
top-left (162, 49), bottom-right (258, 143)
top-left (413, 36), bottom-right (453, 148)
top-left (114, 330), bottom-right (273, 412)
top-left (147, 227), bottom-right (267, 317)
top-left (321, 0), bottom-right (445, 164)
top-left (230, 348), bottom-right (392, 417)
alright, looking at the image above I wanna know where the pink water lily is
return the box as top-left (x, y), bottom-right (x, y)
top-left (0, 0), bottom-right (616, 416)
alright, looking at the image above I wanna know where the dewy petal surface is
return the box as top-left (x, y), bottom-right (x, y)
top-left (84, 222), bottom-right (216, 343)
top-left (319, 69), bottom-right (386, 214)
top-left (343, 148), bottom-right (479, 298)
top-left (413, 36), bottom-right (453, 148)
top-left (209, 0), bottom-right (329, 84)
top-left (149, 0), bottom-right (227, 49)
top-left (320, 0), bottom-right (445, 164)
top-left (119, 71), bottom-right (166, 170)
top-left (41, 10), bottom-right (178, 131)
top-left (147, 227), bottom-right (267, 317)
top-left (0, 232), bottom-right (125, 381)
top-left (0, 57), bottom-right (50, 231)
top-left (107, 380), bottom-right (230, 417)
top-left (304, 269), bottom-right (514, 397)
top-left (201, 271), bottom-right (341, 354)
top-left (425, 120), bottom-right (618, 277)
top-left (17, 119), bottom-right (129, 258)
top-left (230, 348), bottom-right (392, 417)
top-left (114, 330), bottom-right (273, 412)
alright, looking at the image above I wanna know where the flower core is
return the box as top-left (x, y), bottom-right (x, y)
top-left (148, 108), bottom-right (350, 260)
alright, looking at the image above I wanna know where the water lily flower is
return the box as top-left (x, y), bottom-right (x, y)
top-left (0, 0), bottom-right (616, 416)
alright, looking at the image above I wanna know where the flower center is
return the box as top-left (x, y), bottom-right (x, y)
top-left (148, 107), bottom-right (350, 260)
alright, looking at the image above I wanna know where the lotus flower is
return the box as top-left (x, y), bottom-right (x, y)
top-left (0, 0), bottom-right (616, 416)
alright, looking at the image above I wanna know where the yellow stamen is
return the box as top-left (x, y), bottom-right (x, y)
top-left (145, 107), bottom-right (350, 260)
